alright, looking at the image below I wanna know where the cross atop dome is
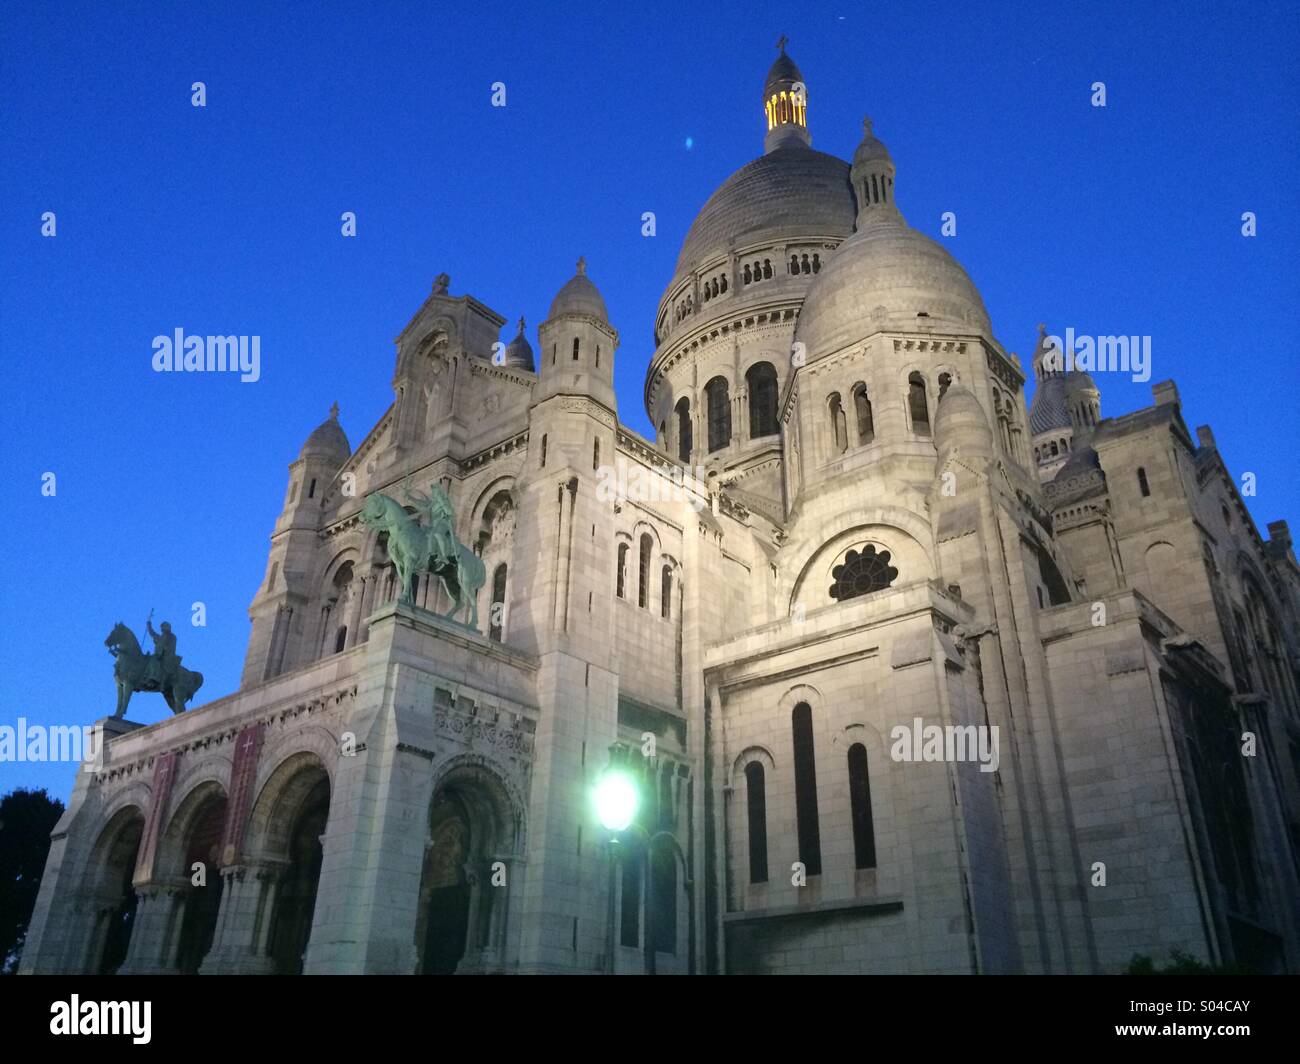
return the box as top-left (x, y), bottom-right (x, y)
top-left (576, 256), bottom-right (586, 275)
top-left (329, 401), bottom-right (339, 420)
top-left (776, 34), bottom-right (788, 53)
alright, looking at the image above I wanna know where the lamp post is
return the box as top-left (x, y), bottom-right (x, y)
top-left (593, 770), bottom-right (637, 976)
top-left (592, 768), bottom-right (695, 976)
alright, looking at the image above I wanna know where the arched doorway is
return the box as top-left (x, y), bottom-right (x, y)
top-left (172, 790), bottom-right (228, 974)
top-left (415, 764), bottom-right (522, 974)
top-left (267, 773), bottom-right (330, 975)
top-left (420, 802), bottom-right (472, 974)
top-left (89, 808), bottom-right (145, 974)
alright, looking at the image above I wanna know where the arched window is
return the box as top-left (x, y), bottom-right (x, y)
top-left (616, 543), bottom-right (628, 598)
top-left (744, 761), bottom-right (768, 884)
top-left (908, 372), bottom-right (930, 436)
top-left (812, 253), bottom-right (821, 273)
top-left (828, 393), bottom-right (848, 453)
top-left (789, 255), bottom-right (799, 274)
top-left (661, 565), bottom-right (673, 619)
top-left (638, 534), bottom-right (652, 608)
top-left (488, 563), bottom-right (507, 642)
top-left (830, 545), bottom-right (898, 601)
top-left (743, 264), bottom-right (752, 284)
top-left (1050, 440), bottom-right (1059, 457)
top-left (746, 362), bottom-right (778, 438)
top-left (720, 274), bottom-right (727, 293)
top-left (853, 384), bottom-right (874, 444)
top-left (572, 337), bottom-right (580, 361)
top-left (675, 397), bottom-right (692, 462)
top-left (762, 259), bottom-right (772, 279)
top-left (938, 372), bottom-right (952, 399)
top-left (705, 376), bottom-right (731, 452)
top-left (334, 626), bottom-right (348, 654)
top-left (791, 703), bottom-right (822, 876)
top-left (1137, 467), bottom-right (1150, 497)
top-left (847, 743), bottom-right (877, 869)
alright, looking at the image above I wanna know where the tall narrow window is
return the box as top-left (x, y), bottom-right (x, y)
top-left (847, 743), bottom-right (877, 869)
top-left (675, 397), bottom-right (692, 462)
top-left (791, 703), bottom-right (822, 876)
top-left (552, 343), bottom-right (556, 366)
top-left (596, 344), bottom-right (601, 368)
top-left (746, 362), bottom-right (779, 438)
top-left (828, 393), bottom-right (848, 453)
top-left (705, 376), bottom-right (731, 452)
top-left (908, 372), bottom-right (930, 436)
top-left (540, 434), bottom-right (547, 467)
top-left (616, 543), bottom-right (628, 598)
top-left (572, 337), bottom-right (580, 361)
top-left (744, 761), bottom-right (768, 884)
top-left (1138, 467), bottom-right (1150, 497)
top-left (488, 564), bottom-right (507, 642)
top-left (593, 438), bottom-right (600, 471)
top-left (334, 626), bottom-right (347, 654)
top-left (853, 385), bottom-right (874, 443)
top-left (638, 534), bottom-right (652, 608)
top-left (661, 565), bottom-right (673, 619)
top-left (651, 844), bottom-right (676, 954)
top-left (308, 478), bottom-right (317, 499)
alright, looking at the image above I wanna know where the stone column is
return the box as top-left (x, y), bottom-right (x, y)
top-left (116, 885), bottom-right (179, 974)
top-left (346, 576), bottom-right (368, 648)
top-left (199, 863), bottom-right (280, 975)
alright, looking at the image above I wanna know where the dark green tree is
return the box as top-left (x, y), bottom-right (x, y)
top-left (0, 788), bottom-right (65, 973)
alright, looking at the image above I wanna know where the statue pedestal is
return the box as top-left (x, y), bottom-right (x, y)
top-left (84, 716), bottom-right (145, 772)
top-left (366, 599), bottom-right (481, 635)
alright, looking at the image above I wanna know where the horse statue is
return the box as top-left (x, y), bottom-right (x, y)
top-left (104, 622), bottom-right (204, 719)
top-left (360, 486), bottom-right (487, 626)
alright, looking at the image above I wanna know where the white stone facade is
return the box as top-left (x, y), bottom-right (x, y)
top-left (22, 47), bottom-right (1300, 976)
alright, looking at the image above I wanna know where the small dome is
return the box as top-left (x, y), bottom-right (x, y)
top-left (763, 49), bottom-right (803, 102)
top-left (548, 257), bottom-right (608, 322)
top-left (933, 384), bottom-right (994, 460)
top-left (300, 403), bottom-right (350, 464)
top-left (1067, 369), bottom-right (1099, 395)
top-left (1029, 374), bottom-right (1073, 434)
top-left (852, 117), bottom-right (892, 167)
top-left (503, 316), bottom-right (535, 371)
top-left (795, 218), bottom-right (991, 356)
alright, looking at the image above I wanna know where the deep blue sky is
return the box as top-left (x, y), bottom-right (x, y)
top-left (3, 0), bottom-right (1298, 800)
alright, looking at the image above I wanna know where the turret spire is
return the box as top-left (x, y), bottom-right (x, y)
top-left (762, 39), bottom-right (810, 153)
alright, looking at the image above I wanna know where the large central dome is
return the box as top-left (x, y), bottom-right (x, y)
top-left (673, 146), bottom-right (856, 281)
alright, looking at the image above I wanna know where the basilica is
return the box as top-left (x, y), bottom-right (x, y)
top-left (22, 45), bottom-right (1300, 975)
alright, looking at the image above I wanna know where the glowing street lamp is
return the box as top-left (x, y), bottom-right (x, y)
top-left (594, 771), bottom-right (639, 833)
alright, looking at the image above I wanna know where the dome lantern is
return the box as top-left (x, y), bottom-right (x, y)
top-left (763, 36), bottom-right (811, 153)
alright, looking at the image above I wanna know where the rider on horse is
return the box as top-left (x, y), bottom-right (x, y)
top-left (402, 481), bottom-right (457, 569)
top-left (146, 616), bottom-right (181, 687)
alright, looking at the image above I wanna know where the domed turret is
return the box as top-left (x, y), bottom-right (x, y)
top-left (849, 116), bottom-right (898, 226)
top-left (300, 403), bottom-right (350, 465)
top-left (536, 258), bottom-right (618, 412)
top-left (933, 384), bottom-right (994, 462)
top-left (794, 118), bottom-right (991, 359)
top-left (503, 316), bottom-right (535, 372)
top-left (763, 36), bottom-right (811, 152)
top-left (547, 257), bottom-right (608, 322)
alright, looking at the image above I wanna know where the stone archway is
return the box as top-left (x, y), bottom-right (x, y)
top-left (415, 762), bottom-right (522, 975)
top-left (265, 770), bottom-right (330, 975)
top-left (86, 807), bottom-right (145, 974)
top-left (420, 800), bottom-right (472, 974)
top-left (169, 787), bottom-right (228, 974)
